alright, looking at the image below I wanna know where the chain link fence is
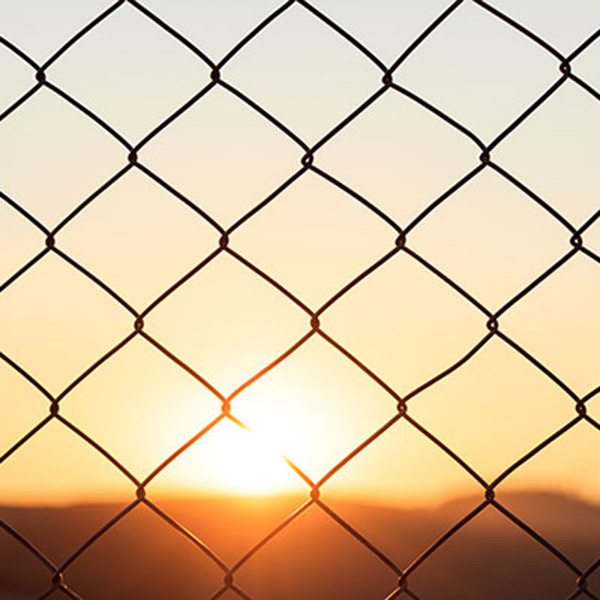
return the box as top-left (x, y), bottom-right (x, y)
top-left (0, 0), bottom-right (599, 598)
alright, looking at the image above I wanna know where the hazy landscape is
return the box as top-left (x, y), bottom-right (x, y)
top-left (1, 491), bottom-right (598, 600)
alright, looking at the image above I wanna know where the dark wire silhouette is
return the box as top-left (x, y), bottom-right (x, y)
top-left (0, 1), bottom-right (598, 598)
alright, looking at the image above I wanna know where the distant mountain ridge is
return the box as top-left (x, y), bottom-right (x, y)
top-left (0, 491), bottom-right (598, 600)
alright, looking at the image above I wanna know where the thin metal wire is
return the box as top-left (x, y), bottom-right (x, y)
top-left (0, 0), bottom-right (598, 598)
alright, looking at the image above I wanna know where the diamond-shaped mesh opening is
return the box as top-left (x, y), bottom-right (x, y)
top-left (323, 416), bottom-right (483, 508)
top-left (234, 334), bottom-right (398, 480)
top-left (316, 88), bottom-right (478, 226)
top-left (0, 253), bottom-right (131, 393)
top-left (318, 420), bottom-right (486, 584)
top-left (146, 252), bottom-right (308, 395)
top-left (407, 506), bottom-right (577, 599)
top-left (61, 337), bottom-right (221, 478)
top-left (395, 1), bottom-right (558, 139)
top-left (408, 168), bottom-right (570, 307)
top-left (0, 418), bottom-right (133, 514)
top-left (235, 507), bottom-right (397, 600)
top-left (49, 2), bottom-right (211, 140)
top-left (496, 424), bottom-right (600, 544)
top-left (323, 251), bottom-right (483, 395)
top-left (142, 85), bottom-right (301, 226)
top-left (311, 497), bottom-right (464, 576)
top-left (502, 253), bottom-right (600, 396)
top-left (0, 89), bottom-right (124, 226)
top-left (496, 489), bottom-right (600, 569)
top-left (233, 171), bottom-right (396, 306)
top-left (66, 503), bottom-right (225, 600)
top-left (409, 337), bottom-right (575, 480)
top-left (58, 169), bottom-right (219, 307)
top-left (495, 83), bottom-right (600, 224)
top-left (223, 3), bottom-right (381, 141)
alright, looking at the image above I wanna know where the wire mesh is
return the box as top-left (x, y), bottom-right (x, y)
top-left (0, 0), bottom-right (598, 598)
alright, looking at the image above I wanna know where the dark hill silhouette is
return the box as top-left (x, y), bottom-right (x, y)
top-left (0, 491), bottom-right (598, 600)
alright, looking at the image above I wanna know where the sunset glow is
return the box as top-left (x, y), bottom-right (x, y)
top-left (1, 2), bottom-right (600, 599)
top-left (161, 416), bottom-right (308, 497)
top-left (0, 0), bottom-right (598, 513)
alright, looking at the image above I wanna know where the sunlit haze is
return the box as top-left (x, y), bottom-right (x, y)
top-left (0, 0), bottom-right (599, 512)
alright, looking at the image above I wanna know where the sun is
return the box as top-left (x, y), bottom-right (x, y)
top-left (158, 411), bottom-right (310, 497)
top-left (202, 419), bottom-right (303, 496)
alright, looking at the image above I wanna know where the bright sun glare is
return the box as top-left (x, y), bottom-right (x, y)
top-left (162, 414), bottom-right (309, 497)
top-left (207, 422), bottom-right (298, 495)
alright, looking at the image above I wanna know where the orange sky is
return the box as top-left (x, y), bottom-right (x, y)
top-left (0, 0), bottom-right (598, 507)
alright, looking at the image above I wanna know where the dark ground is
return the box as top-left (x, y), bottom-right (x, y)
top-left (1, 491), bottom-right (598, 600)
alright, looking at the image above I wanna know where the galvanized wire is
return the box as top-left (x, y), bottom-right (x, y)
top-left (0, 0), bottom-right (599, 598)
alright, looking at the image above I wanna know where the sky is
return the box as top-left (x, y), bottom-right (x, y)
top-left (0, 0), bottom-right (599, 508)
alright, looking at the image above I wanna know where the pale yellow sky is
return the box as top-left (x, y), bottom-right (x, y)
top-left (0, 0), bottom-right (598, 507)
